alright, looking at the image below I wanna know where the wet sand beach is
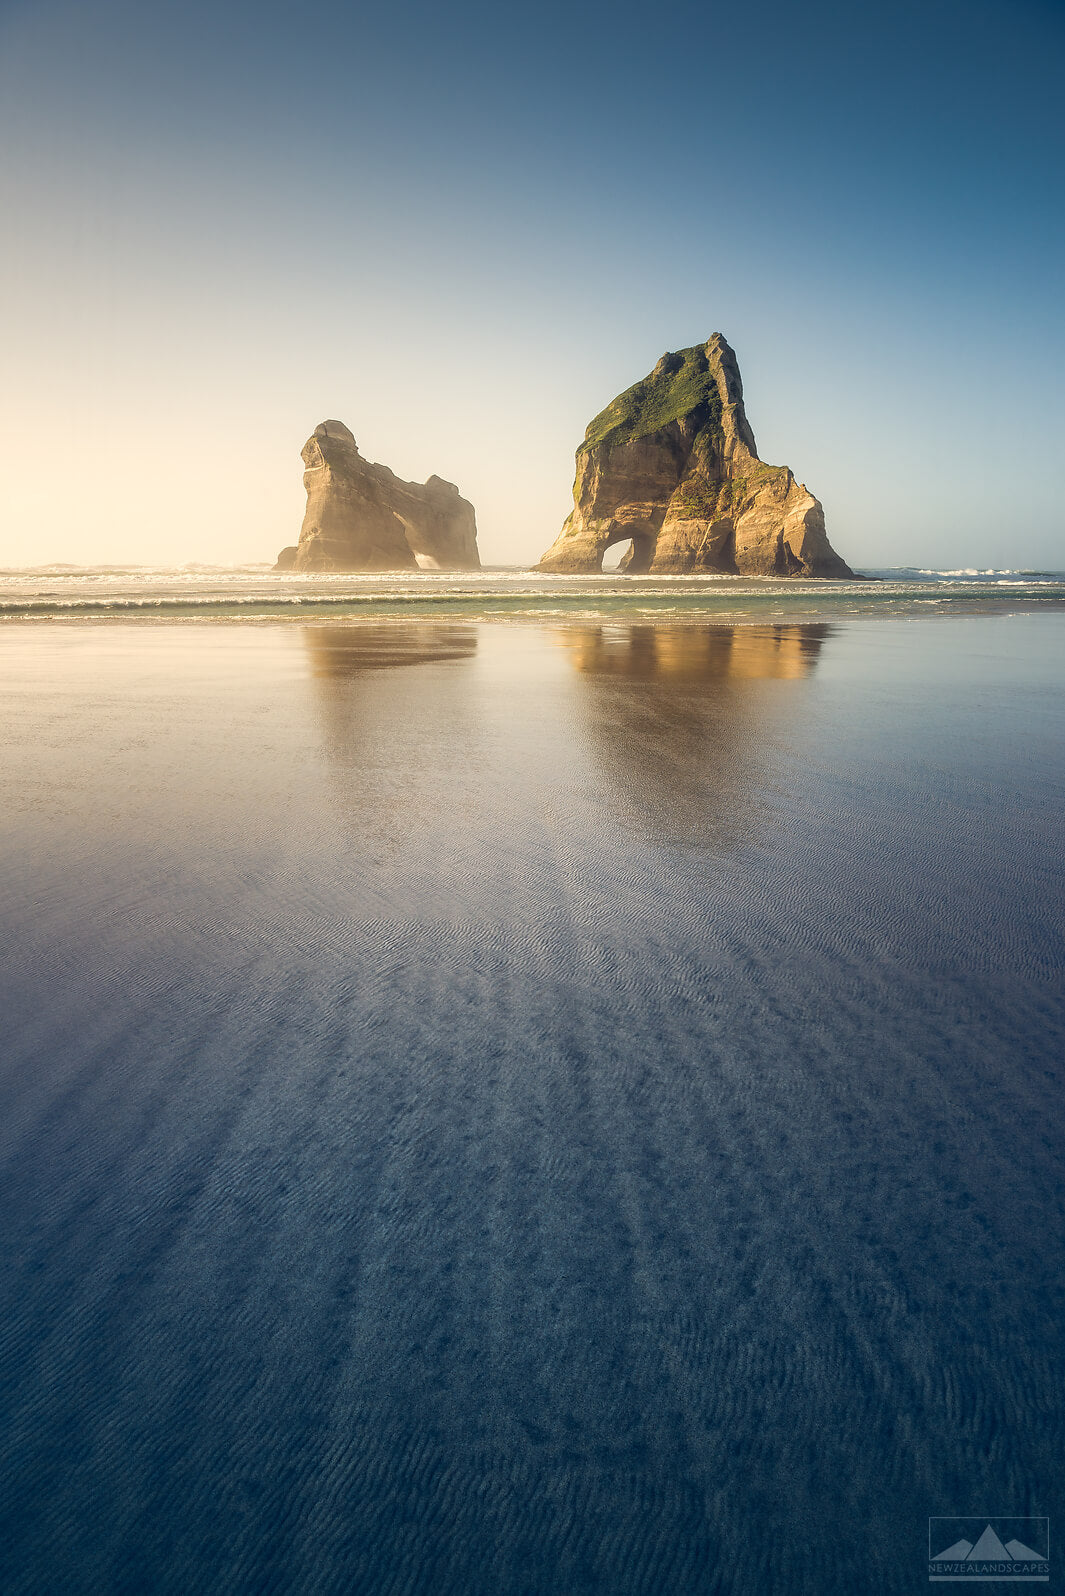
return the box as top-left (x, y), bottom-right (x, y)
top-left (1, 615), bottom-right (1063, 1593)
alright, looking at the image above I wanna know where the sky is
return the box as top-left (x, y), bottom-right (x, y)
top-left (0, 0), bottom-right (1062, 570)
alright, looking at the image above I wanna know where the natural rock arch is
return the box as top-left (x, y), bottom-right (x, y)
top-left (538, 336), bottom-right (852, 578)
top-left (276, 421), bottom-right (480, 573)
top-left (600, 526), bottom-right (655, 574)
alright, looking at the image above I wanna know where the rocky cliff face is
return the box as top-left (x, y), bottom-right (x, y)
top-left (538, 336), bottom-right (852, 577)
top-left (276, 421), bottom-right (479, 572)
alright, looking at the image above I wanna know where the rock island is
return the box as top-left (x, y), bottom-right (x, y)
top-left (276, 421), bottom-right (480, 572)
top-left (538, 335), bottom-right (852, 576)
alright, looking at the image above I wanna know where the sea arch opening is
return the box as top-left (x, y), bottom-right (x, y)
top-left (599, 527), bottom-right (655, 575)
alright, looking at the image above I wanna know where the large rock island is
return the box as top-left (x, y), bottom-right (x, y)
top-left (276, 421), bottom-right (480, 572)
top-left (538, 335), bottom-right (852, 577)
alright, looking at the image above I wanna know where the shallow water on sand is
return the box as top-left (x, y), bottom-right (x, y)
top-left (2, 563), bottom-right (1065, 623)
top-left (1, 616), bottom-right (1063, 1594)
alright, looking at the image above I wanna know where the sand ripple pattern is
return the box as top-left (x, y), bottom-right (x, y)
top-left (0, 616), bottom-right (1063, 1593)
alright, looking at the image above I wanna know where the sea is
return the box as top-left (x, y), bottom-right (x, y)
top-left (1, 562), bottom-right (1064, 622)
top-left (1, 566), bottom-right (1063, 1594)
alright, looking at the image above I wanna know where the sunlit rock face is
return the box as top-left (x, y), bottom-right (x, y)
top-left (538, 335), bottom-right (853, 577)
top-left (276, 421), bottom-right (480, 573)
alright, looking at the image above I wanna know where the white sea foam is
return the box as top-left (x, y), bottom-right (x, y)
top-left (0, 565), bottom-right (1062, 621)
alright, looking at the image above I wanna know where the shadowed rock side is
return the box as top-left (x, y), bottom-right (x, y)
top-left (538, 336), bottom-right (853, 577)
top-left (276, 421), bottom-right (480, 572)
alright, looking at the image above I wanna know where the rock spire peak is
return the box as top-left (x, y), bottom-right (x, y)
top-left (539, 337), bottom-right (851, 577)
top-left (275, 422), bottom-right (479, 573)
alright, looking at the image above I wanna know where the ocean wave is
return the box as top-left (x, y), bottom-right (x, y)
top-left (0, 586), bottom-right (829, 606)
top-left (1, 565), bottom-right (1063, 622)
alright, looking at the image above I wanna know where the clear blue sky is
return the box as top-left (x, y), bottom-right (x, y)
top-left (1, 0), bottom-right (1062, 568)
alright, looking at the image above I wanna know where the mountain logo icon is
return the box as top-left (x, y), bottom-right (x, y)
top-left (929, 1517), bottom-right (1049, 1582)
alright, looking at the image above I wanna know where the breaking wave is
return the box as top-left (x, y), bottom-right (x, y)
top-left (1, 565), bottom-right (1064, 622)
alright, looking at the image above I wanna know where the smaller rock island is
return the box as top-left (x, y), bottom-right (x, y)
top-left (276, 421), bottom-right (480, 573)
top-left (538, 335), bottom-right (852, 577)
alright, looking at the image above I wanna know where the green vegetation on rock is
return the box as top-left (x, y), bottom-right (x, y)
top-left (670, 480), bottom-right (720, 520)
top-left (580, 345), bottom-right (722, 453)
top-left (539, 333), bottom-right (853, 578)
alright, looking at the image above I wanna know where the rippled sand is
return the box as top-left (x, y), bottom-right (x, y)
top-left (1, 617), bottom-right (1063, 1593)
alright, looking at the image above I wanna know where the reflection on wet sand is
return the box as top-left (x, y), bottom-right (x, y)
top-left (557, 623), bottom-right (832, 848)
top-left (560, 622), bottom-right (830, 683)
top-left (302, 625), bottom-right (479, 850)
top-left (303, 624), bottom-right (478, 678)
top-left (299, 620), bottom-right (832, 858)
